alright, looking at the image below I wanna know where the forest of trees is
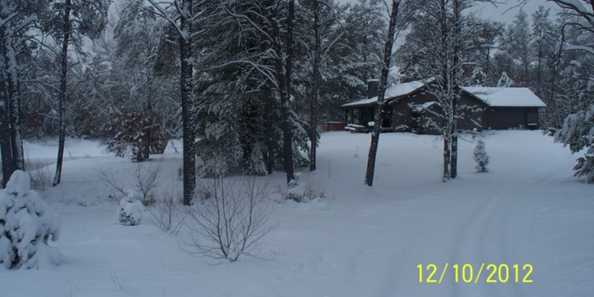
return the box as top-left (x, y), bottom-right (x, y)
top-left (1, 0), bottom-right (593, 196)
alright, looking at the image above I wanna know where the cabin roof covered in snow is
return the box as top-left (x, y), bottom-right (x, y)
top-left (341, 79), bottom-right (430, 108)
top-left (462, 87), bottom-right (546, 107)
top-left (342, 81), bottom-right (546, 108)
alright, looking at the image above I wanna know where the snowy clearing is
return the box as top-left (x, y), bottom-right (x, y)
top-left (1, 131), bottom-right (593, 297)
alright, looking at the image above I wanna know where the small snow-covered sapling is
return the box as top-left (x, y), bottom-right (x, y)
top-left (474, 139), bottom-right (489, 173)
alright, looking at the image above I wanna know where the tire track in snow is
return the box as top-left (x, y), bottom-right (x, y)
top-left (449, 192), bottom-right (504, 297)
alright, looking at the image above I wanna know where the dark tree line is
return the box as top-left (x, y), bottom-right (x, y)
top-left (4, 0), bottom-right (591, 192)
top-left (0, 0), bottom-right (388, 200)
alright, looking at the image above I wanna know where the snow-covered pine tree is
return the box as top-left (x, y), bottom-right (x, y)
top-left (530, 6), bottom-right (555, 97)
top-left (337, 0), bottom-right (385, 94)
top-left (106, 0), bottom-right (176, 163)
top-left (469, 67), bottom-right (487, 87)
top-left (501, 10), bottom-right (531, 86)
top-left (473, 139), bottom-right (489, 173)
top-left (192, 1), bottom-right (275, 177)
top-left (105, 110), bottom-right (167, 162)
top-left (462, 15), bottom-right (503, 86)
top-left (497, 71), bottom-right (514, 87)
top-left (192, 1), bottom-right (312, 178)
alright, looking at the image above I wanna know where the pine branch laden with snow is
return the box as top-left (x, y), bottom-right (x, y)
top-left (555, 104), bottom-right (594, 182)
top-left (473, 139), bottom-right (489, 173)
top-left (0, 171), bottom-right (61, 270)
top-left (555, 104), bottom-right (594, 153)
top-left (573, 144), bottom-right (594, 183)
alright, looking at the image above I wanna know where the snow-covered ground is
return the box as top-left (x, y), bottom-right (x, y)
top-left (1, 131), bottom-right (593, 297)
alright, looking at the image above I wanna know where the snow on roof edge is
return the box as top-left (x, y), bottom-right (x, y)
top-left (341, 79), bottom-right (430, 108)
top-left (342, 82), bottom-right (546, 108)
top-left (462, 87), bottom-right (546, 108)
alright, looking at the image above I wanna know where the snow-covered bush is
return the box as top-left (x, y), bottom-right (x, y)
top-left (119, 191), bottom-right (145, 226)
top-left (185, 177), bottom-right (271, 262)
top-left (0, 171), bottom-right (60, 270)
top-left (473, 139), bottom-right (489, 173)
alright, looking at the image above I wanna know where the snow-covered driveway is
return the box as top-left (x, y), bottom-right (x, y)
top-left (1, 131), bottom-right (593, 297)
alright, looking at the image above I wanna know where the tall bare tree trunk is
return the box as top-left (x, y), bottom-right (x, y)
top-left (0, 26), bottom-right (24, 187)
top-left (53, 0), bottom-right (72, 186)
top-left (450, 0), bottom-right (462, 179)
top-left (309, 0), bottom-right (321, 172)
top-left (281, 0), bottom-right (296, 184)
top-left (180, 0), bottom-right (196, 205)
top-left (443, 130), bottom-right (451, 182)
top-left (536, 45), bottom-right (543, 97)
top-left (439, 0), bottom-right (451, 182)
top-left (365, 0), bottom-right (400, 187)
top-left (548, 23), bottom-right (567, 128)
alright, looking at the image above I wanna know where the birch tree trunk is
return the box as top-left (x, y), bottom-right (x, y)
top-left (180, 0), bottom-right (196, 205)
top-left (450, 0), bottom-right (462, 179)
top-left (53, 0), bottom-right (72, 186)
top-left (365, 0), bottom-right (400, 186)
top-left (309, 0), bottom-right (321, 172)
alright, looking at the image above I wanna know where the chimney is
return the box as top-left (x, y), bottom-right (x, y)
top-left (367, 79), bottom-right (380, 99)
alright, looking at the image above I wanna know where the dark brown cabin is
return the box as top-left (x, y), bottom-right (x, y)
top-left (342, 80), bottom-right (545, 134)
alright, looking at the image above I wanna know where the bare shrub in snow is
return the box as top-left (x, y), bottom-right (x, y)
top-left (24, 160), bottom-right (52, 191)
top-left (99, 170), bottom-right (127, 200)
top-left (473, 139), bottom-right (489, 173)
top-left (148, 192), bottom-right (185, 234)
top-left (286, 180), bottom-right (325, 203)
top-left (285, 173), bottom-right (326, 203)
top-left (134, 164), bottom-right (159, 206)
top-left (0, 171), bottom-right (61, 270)
top-left (100, 163), bottom-right (160, 205)
top-left (30, 166), bottom-right (52, 192)
top-left (185, 177), bottom-right (271, 262)
top-left (119, 191), bottom-right (145, 226)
